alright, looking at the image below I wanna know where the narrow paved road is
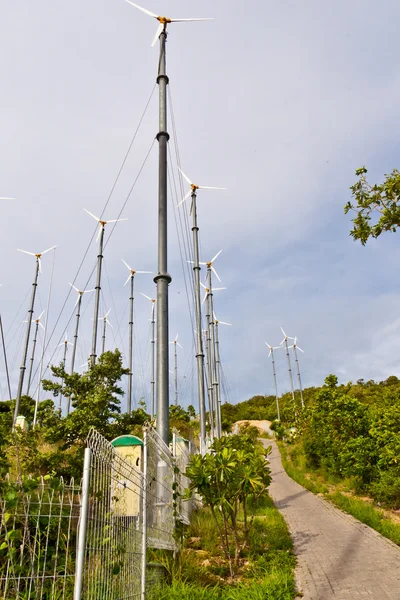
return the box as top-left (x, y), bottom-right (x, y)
top-left (264, 440), bottom-right (400, 599)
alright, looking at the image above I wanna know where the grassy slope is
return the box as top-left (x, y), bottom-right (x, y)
top-left (279, 442), bottom-right (400, 546)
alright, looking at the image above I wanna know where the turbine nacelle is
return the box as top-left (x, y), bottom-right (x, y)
top-left (177, 167), bottom-right (226, 209)
top-left (17, 246), bottom-right (57, 273)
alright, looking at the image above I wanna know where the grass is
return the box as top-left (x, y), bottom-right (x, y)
top-left (279, 441), bottom-right (400, 547)
top-left (148, 494), bottom-right (297, 599)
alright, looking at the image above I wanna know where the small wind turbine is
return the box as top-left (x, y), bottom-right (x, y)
top-left (58, 333), bottom-right (73, 414)
top-left (122, 259), bottom-right (152, 413)
top-left (84, 209), bottom-right (127, 366)
top-left (214, 312), bottom-right (231, 409)
top-left (142, 293), bottom-right (156, 419)
top-left (265, 342), bottom-right (281, 421)
top-left (98, 309), bottom-right (112, 355)
top-left (280, 327), bottom-right (296, 414)
top-left (289, 337), bottom-right (305, 409)
top-left (13, 245), bottom-right (56, 427)
top-left (25, 310), bottom-right (45, 397)
top-left (169, 334), bottom-right (183, 406)
top-left (69, 283), bottom-right (95, 378)
top-left (200, 282), bottom-right (226, 305)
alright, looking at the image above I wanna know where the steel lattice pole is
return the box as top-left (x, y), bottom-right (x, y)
top-left (293, 345), bottom-right (305, 409)
top-left (26, 321), bottom-right (39, 396)
top-left (190, 191), bottom-right (207, 452)
top-left (207, 268), bottom-right (221, 438)
top-left (13, 258), bottom-right (40, 428)
top-left (127, 274), bottom-right (134, 413)
top-left (270, 349), bottom-right (281, 421)
top-left (90, 226), bottom-right (105, 366)
top-left (154, 30), bottom-right (171, 445)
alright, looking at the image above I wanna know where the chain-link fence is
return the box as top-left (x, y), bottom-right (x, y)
top-left (0, 474), bottom-right (81, 600)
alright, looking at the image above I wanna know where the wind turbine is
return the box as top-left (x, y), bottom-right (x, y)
top-left (142, 293), bottom-right (156, 419)
top-left (84, 209), bottom-right (127, 366)
top-left (214, 312), bottom-right (231, 412)
top-left (122, 259), bottom-right (152, 413)
top-left (98, 309), bottom-right (112, 355)
top-left (125, 0), bottom-right (212, 445)
top-left (169, 334), bottom-right (183, 406)
top-left (69, 283), bottom-right (95, 378)
top-left (289, 337), bottom-right (305, 409)
top-left (13, 245), bottom-right (56, 427)
top-left (280, 327), bottom-right (296, 415)
top-left (265, 342), bottom-right (281, 421)
top-left (25, 310), bottom-right (45, 397)
top-left (58, 333), bottom-right (73, 414)
top-left (177, 167), bottom-right (225, 452)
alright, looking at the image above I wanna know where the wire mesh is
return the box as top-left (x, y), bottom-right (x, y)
top-left (172, 435), bottom-right (194, 526)
top-left (82, 429), bottom-right (145, 600)
top-left (0, 474), bottom-right (81, 600)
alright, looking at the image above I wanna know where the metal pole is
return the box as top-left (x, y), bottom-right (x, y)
top-left (190, 191), bottom-right (206, 453)
top-left (26, 321), bottom-right (39, 396)
top-left (270, 349), bottom-right (281, 421)
top-left (58, 342), bottom-right (68, 415)
top-left (127, 275), bottom-right (134, 413)
top-left (141, 430), bottom-right (148, 600)
top-left (214, 320), bottom-right (223, 435)
top-left (204, 283), bottom-right (215, 439)
top-left (101, 318), bottom-right (106, 355)
top-left (154, 29), bottom-right (171, 446)
top-left (151, 303), bottom-right (155, 420)
top-left (13, 258), bottom-right (40, 427)
top-left (71, 294), bottom-right (82, 376)
top-left (73, 447), bottom-right (91, 600)
top-left (293, 345), bottom-right (305, 409)
top-left (174, 341), bottom-right (178, 406)
top-left (284, 339), bottom-right (296, 412)
top-left (90, 226), bottom-right (105, 366)
top-left (207, 269), bottom-right (220, 438)
top-left (0, 315), bottom-right (12, 401)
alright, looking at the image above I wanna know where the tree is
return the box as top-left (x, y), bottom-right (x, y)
top-left (345, 167), bottom-right (400, 244)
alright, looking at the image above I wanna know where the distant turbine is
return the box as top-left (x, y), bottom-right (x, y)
top-left (84, 209), bottom-right (127, 365)
top-left (69, 283), bottom-right (95, 381)
top-left (57, 333), bottom-right (73, 414)
top-left (142, 293), bottom-right (156, 419)
top-left (13, 245), bottom-right (56, 428)
top-left (98, 309), bottom-right (112, 355)
top-left (25, 310), bottom-right (45, 397)
top-left (288, 337), bottom-right (305, 409)
top-left (122, 259), bottom-right (152, 413)
top-left (265, 342), bottom-right (281, 421)
top-left (214, 312), bottom-right (231, 409)
top-left (280, 327), bottom-right (296, 415)
top-left (169, 334), bottom-right (183, 406)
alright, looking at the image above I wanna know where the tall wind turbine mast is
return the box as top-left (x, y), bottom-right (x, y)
top-left (142, 293), bottom-right (156, 419)
top-left (265, 342), bottom-right (281, 421)
top-left (122, 259), bottom-right (152, 413)
top-left (280, 327), bottom-right (296, 415)
top-left (25, 310), bottom-right (45, 396)
top-left (69, 284), bottom-right (95, 378)
top-left (13, 246), bottom-right (56, 428)
top-left (125, 0), bottom-right (213, 445)
top-left (178, 167), bottom-right (225, 452)
top-left (170, 334), bottom-right (183, 406)
top-left (58, 333), bottom-right (73, 414)
top-left (84, 209), bottom-right (126, 366)
top-left (289, 337), bottom-right (305, 409)
top-left (99, 309), bottom-right (112, 355)
top-left (214, 312), bottom-right (231, 415)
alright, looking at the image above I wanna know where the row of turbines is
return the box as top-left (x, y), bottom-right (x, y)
top-left (266, 327), bottom-right (305, 421)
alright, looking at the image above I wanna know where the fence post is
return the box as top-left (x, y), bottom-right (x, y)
top-left (141, 429), bottom-right (148, 600)
top-left (73, 447), bottom-right (91, 600)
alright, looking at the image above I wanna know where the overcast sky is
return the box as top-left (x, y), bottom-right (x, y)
top-left (1, 0), bottom-right (400, 411)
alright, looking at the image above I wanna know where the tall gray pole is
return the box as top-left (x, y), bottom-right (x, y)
top-left (204, 290), bottom-right (215, 439)
top-left (127, 275), bottom-right (134, 413)
top-left (26, 320), bottom-right (39, 396)
top-left (73, 447), bottom-right (91, 600)
top-left (173, 341), bottom-right (178, 406)
top-left (13, 258), bottom-right (40, 427)
top-left (283, 338), bottom-right (296, 414)
top-left (71, 294), bottom-right (82, 376)
top-left (90, 226), bottom-right (105, 366)
top-left (154, 29), bottom-right (171, 445)
top-left (207, 269), bottom-right (221, 438)
top-left (150, 301), bottom-right (156, 420)
top-left (101, 317), bottom-right (107, 355)
top-left (0, 315), bottom-right (12, 401)
top-left (190, 191), bottom-right (207, 453)
top-left (293, 345), bottom-right (305, 409)
top-left (270, 349), bottom-right (281, 421)
top-left (214, 320), bottom-right (223, 434)
top-left (59, 340), bottom-right (68, 414)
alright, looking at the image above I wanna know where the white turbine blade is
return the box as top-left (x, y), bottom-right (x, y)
top-left (151, 22), bottom-right (164, 47)
top-left (199, 261), bottom-right (207, 265)
top-left (198, 186), bottom-right (226, 191)
top-left (84, 208), bottom-right (100, 222)
top-left (200, 282), bottom-right (207, 289)
top-left (213, 287), bottom-right (226, 291)
top-left (106, 218), bottom-right (128, 224)
top-left (273, 346), bottom-right (281, 350)
top-left (170, 18), bottom-right (214, 23)
top-left (74, 294), bottom-right (81, 307)
top-left (106, 319), bottom-right (113, 329)
top-left (83, 289), bottom-right (95, 293)
top-left (187, 260), bottom-right (195, 264)
top-left (40, 246), bottom-right (57, 256)
top-left (177, 167), bottom-right (192, 185)
top-left (69, 282), bottom-right (80, 293)
top-left (136, 271), bottom-right (152, 274)
top-left (219, 321), bottom-right (232, 326)
top-left (297, 346), bottom-right (304, 353)
top-left (105, 308), bottom-right (111, 318)
top-left (17, 249), bottom-right (35, 256)
top-left (265, 342), bottom-right (272, 349)
top-left (280, 338), bottom-right (286, 346)
top-left (177, 189), bottom-right (192, 208)
top-left (141, 293), bottom-right (153, 301)
top-left (124, 0), bottom-right (158, 18)
top-left (121, 258), bottom-right (132, 271)
top-left (38, 321), bottom-right (45, 330)
top-left (38, 310), bottom-right (45, 320)
top-left (202, 291), bottom-right (207, 304)
top-left (280, 327), bottom-right (287, 338)
top-left (175, 333), bottom-right (179, 342)
top-left (211, 249), bottom-right (222, 263)
top-left (211, 266), bottom-right (221, 282)
top-left (177, 342), bottom-right (183, 349)
top-left (0, 197), bottom-right (15, 200)
top-left (124, 274), bottom-right (132, 286)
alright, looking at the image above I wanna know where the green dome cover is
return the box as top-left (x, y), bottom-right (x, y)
top-left (111, 435), bottom-right (143, 447)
